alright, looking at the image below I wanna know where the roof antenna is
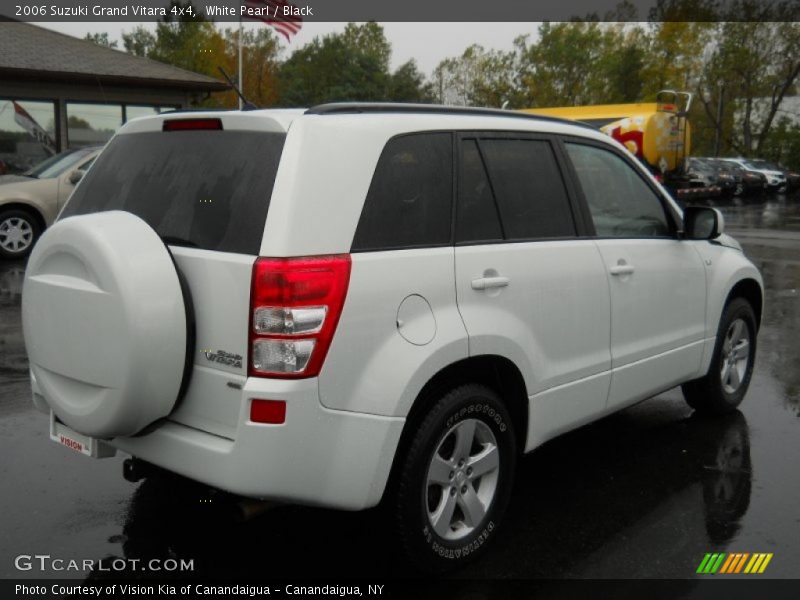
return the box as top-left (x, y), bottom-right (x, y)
top-left (217, 67), bottom-right (259, 111)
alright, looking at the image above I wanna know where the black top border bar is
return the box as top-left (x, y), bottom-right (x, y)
top-left (1, 0), bottom-right (799, 23)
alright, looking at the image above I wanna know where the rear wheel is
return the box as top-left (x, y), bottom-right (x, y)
top-left (0, 208), bottom-right (41, 259)
top-left (682, 298), bottom-right (757, 415)
top-left (393, 383), bottom-right (516, 572)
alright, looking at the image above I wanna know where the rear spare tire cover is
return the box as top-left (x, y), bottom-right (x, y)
top-left (22, 211), bottom-right (188, 438)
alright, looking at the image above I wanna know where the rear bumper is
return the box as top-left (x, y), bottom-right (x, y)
top-left (34, 373), bottom-right (405, 511)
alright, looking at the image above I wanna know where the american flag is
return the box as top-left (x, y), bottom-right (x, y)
top-left (242, 0), bottom-right (303, 42)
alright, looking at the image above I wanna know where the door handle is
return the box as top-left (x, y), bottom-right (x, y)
top-left (609, 263), bottom-right (635, 276)
top-left (471, 276), bottom-right (510, 290)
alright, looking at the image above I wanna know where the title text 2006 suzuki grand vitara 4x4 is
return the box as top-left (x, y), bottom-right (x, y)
top-left (22, 104), bottom-right (762, 571)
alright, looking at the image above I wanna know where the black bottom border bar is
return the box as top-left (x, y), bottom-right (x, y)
top-left (4, 579), bottom-right (800, 600)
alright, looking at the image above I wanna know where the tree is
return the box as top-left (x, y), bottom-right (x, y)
top-left (121, 1), bottom-right (222, 79)
top-left (698, 16), bottom-right (800, 156)
top-left (122, 27), bottom-right (156, 57)
top-left (84, 32), bottom-right (118, 49)
top-left (432, 41), bottom-right (526, 107)
top-left (278, 23), bottom-right (430, 106)
top-left (67, 116), bottom-right (92, 130)
top-left (388, 60), bottom-right (434, 103)
top-left (220, 27), bottom-right (282, 108)
top-left (432, 23), bottom-right (648, 109)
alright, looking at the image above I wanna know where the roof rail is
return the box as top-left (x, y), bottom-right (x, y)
top-left (305, 102), bottom-right (597, 130)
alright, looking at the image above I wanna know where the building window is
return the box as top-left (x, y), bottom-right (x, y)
top-left (125, 105), bottom-right (176, 122)
top-left (66, 102), bottom-right (123, 148)
top-left (0, 99), bottom-right (58, 175)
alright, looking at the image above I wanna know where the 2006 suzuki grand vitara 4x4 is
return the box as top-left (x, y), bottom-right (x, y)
top-left (22, 104), bottom-right (762, 570)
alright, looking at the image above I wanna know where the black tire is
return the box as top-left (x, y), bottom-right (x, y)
top-left (393, 383), bottom-right (516, 572)
top-left (0, 207), bottom-right (42, 259)
top-left (682, 298), bottom-right (757, 415)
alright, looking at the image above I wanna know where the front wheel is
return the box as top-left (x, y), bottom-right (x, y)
top-left (392, 384), bottom-right (516, 572)
top-left (682, 298), bottom-right (757, 415)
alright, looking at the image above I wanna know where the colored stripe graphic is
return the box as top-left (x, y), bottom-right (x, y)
top-left (719, 554), bottom-right (736, 574)
top-left (700, 552), bottom-right (778, 575)
top-left (734, 553), bottom-right (750, 573)
top-left (696, 554), bottom-right (713, 574)
top-left (697, 553), bottom-right (727, 574)
top-left (710, 553), bottom-right (726, 573)
top-left (758, 553), bottom-right (773, 573)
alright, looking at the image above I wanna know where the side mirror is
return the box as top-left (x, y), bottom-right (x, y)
top-left (683, 206), bottom-right (724, 240)
top-left (68, 169), bottom-right (85, 185)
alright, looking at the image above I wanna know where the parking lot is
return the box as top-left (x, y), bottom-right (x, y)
top-left (1, 195), bottom-right (799, 581)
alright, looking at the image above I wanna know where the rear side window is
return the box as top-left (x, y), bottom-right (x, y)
top-left (479, 139), bottom-right (576, 240)
top-left (61, 130), bottom-right (286, 255)
top-left (351, 133), bottom-right (453, 251)
top-left (456, 139), bottom-right (503, 243)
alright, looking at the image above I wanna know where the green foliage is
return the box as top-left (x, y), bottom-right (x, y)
top-left (107, 3), bottom-right (798, 160)
top-left (431, 11), bottom-right (798, 162)
top-left (67, 116), bottom-right (92, 130)
top-left (277, 23), bottom-right (430, 105)
top-left (389, 60), bottom-right (435, 103)
top-left (121, 27), bottom-right (156, 57)
top-left (759, 118), bottom-right (800, 171)
top-left (83, 32), bottom-right (118, 49)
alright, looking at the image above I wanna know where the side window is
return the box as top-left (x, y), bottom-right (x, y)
top-left (565, 143), bottom-right (672, 238)
top-left (78, 157), bottom-right (95, 171)
top-left (352, 133), bottom-right (452, 251)
top-left (479, 139), bottom-right (576, 240)
top-left (456, 139), bottom-right (503, 243)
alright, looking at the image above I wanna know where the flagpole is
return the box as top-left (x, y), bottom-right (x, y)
top-left (238, 10), bottom-right (243, 110)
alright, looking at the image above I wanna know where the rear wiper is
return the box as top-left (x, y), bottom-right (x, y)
top-left (161, 236), bottom-right (198, 248)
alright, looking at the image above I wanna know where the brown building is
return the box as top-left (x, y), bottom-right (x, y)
top-left (0, 19), bottom-right (228, 173)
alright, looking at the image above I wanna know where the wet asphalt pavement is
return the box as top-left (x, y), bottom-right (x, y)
top-left (1, 195), bottom-right (799, 583)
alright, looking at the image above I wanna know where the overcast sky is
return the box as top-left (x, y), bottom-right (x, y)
top-left (39, 22), bottom-right (538, 75)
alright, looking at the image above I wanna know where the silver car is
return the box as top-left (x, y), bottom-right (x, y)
top-left (0, 146), bottom-right (101, 258)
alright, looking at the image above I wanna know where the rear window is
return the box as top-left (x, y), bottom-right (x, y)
top-left (61, 130), bottom-right (286, 255)
top-left (351, 133), bottom-right (453, 252)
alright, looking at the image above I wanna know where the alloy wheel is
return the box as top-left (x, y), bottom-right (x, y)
top-left (720, 318), bottom-right (750, 394)
top-left (425, 418), bottom-right (500, 541)
top-left (0, 216), bottom-right (34, 254)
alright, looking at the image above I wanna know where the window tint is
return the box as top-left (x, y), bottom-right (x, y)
top-left (566, 143), bottom-right (671, 238)
top-left (479, 139), bottom-right (576, 240)
top-left (352, 133), bottom-right (452, 251)
top-left (456, 139), bottom-right (503, 243)
top-left (62, 130), bottom-right (286, 255)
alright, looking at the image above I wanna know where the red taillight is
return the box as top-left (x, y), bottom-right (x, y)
top-left (249, 255), bottom-right (351, 378)
top-left (162, 118), bottom-right (223, 131)
top-left (250, 399), bottom-right (286, 424)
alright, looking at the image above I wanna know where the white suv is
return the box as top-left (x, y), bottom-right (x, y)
top-left (22, 105), bottom-right (763, 571)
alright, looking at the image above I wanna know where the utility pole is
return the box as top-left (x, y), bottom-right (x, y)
top-left (714, 84), bottom-right (724, 157)
top-left (238, 18), bottom-right (243, 110)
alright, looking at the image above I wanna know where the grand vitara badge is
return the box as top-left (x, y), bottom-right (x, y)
top-left (203, 349), bottom-right (243, 369)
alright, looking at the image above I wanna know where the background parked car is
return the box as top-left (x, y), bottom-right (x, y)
top-left (685, 158), bottom-right (736, 198)
top-left (701, 158), bottom-right (765, 197)
top-left (746, 159), bottom-right (799, 195)
top-left (0, 146), bottom-right (101, 258)
top-left (720, 158), bottom-right (787, 193)
top-left (784, 169), bottom-right (800, 193)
